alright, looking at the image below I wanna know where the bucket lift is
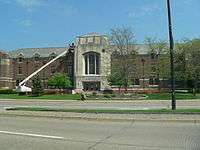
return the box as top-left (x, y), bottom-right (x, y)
top-left (16, 44), bottom-right (75, 93)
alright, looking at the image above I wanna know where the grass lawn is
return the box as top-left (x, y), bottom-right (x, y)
top-left (0, 94), bottom-right (81, 100)
top-left (0, 93), bottom-right (200, 100)
top-left (145, 93), bottom-right (200, 100)
top-left (6, 107), bottom-right (200, 114)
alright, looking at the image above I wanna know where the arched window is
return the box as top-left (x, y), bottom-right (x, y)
top-left (49, 52), bottom-right (56, 59)
top-left (84, 52), bottom-right (100, 75)
top-left (18, 53), bottom-right (24, 63)
top-left (34, 53), bottom-right (40, 62)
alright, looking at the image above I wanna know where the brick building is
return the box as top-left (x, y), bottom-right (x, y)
top-left (0, 50), bottom-right (13, 89)
top-left (0, 33), bottom-right (162, 91)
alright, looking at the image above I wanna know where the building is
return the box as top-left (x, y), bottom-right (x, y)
top-left (74, 33), bottom-right (111, 92)
top-left (0, 50), bottom-right (13, 89)
top-left (0, 33), bottom-right (162, 91)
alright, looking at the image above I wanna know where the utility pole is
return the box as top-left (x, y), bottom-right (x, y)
top-left (141, 58), bottom-right (145, 89)
top-left (167, 0), bottom-right (176, 110)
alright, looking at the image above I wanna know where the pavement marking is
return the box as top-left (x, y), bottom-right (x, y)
top-left (0, 130), bottom-right (64, 140)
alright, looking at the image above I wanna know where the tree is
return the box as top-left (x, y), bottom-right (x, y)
top-left (110, 26), bottom-right (138, 91)
top-left (32, 76), bottom-right (43, 97)
top-left (175, 39), bottom-right (200, 95)
top-left (184, 39), bottom-right (200, 95)
top-left (48, 73), bottom-right (72, 90)
top-left (145, 37), bottom-right (170, 90)
top-left (174, 40), bottom-right (189, 85)
top-left (108, 72), bottom-right (124, 93)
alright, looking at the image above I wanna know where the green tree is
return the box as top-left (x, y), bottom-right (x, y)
top-left (110, 26), bottom-right (138, 91)
top-left (175, 39), bottom-right (200, 95)
top-left (108, 72), bottom-right (124, 93)
top-left (145, 37), bottom-right (170, 90)
top-left (32, 76), bottom-right (43, 97)
top-left (184, 39), bottom-right (200, 95)
top-left (48, 73), bottom-right (72, 90)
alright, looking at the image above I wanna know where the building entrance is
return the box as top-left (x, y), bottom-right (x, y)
top-left (83, 82), bottom-right (100, 91)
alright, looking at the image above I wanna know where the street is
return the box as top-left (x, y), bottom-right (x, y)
top-left (0, 116), bottom-right (200, 150)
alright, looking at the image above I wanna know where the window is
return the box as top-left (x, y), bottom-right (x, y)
top-left (67, 65), bottom-right (72, 75)
top-left (149, 78), bottom-right (159, 85)
top-left (51, 66), bottom-right (56, 74)
top-left (49, 53), bottom-right (56, 59)
top-left (18, 66), bottom-right (22, 74)
top-left (149, 78), bottom-right (154, 85)
top-left (132, 78), bottom-right (140, 85)
top-left (135, 79), bottom-right (140, 85)
top-left (34, 53), bottom-right (40, 62)
top-left (18, 54), bottom-right (24, 63)
top-left (18, 57), bottom-right (23, 62)
top-left (84, 52), bottom-right (100, 75)
top-left (16, 80), bottom-right (20, 86)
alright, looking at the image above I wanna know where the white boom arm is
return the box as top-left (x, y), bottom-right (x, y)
top-left (17, 49), bottom-right (69, 92)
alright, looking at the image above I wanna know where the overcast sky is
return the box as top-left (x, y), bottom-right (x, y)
top-left (0, 0), bottom-right (200, 51)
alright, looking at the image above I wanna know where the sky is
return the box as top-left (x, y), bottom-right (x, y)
top-left (0, 0), bottom-right (200, 51)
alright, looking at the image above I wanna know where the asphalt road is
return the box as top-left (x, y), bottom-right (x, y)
top-left (0, 116), bottom-right (200, 150)
top-left (1, 99), bottom-right (200, 110)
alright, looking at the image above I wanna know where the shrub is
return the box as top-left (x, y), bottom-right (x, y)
top-left (32, 76), bottom-right (44, 97)
top-left (0, 89), bottom-right (17, 94)
top-left (104, 94), bottom-right (112, 99)
top-left (92, 92), bottom-right (98, 96)
top-left (103, 87), bottom-right (113, 94)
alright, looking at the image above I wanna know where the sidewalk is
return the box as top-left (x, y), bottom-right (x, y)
top-left (1, 110), bottom-right (200, 123)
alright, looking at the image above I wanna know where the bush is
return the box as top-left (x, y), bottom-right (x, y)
top-left (32, 76), bottom-right (44, 97)
top-left (104, 94), bottom-right (112, 99)
top-left (92, 92), bottom-right (98, 96)
top-left (110, 94), bottom-right (116, 97)
top-left (0, 89), bottom-right (17, 94)
top-left (103, 87), bottom-right (113, 94)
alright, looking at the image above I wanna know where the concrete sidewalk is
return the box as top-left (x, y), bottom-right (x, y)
top-left (1, 99), bottom-right (200, 111)
top-left (1, 110), bottom-right (200, 123)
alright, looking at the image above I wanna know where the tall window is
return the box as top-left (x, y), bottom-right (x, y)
top-left (34, 53), bottom-right (40, 62)
top-left (51, 65), bottom-right (56, 74)
top-left (18, 54), bottom-right (24, 63)
top-left (18, 57), bottom-right (23, 62)
top-left (84, 52), bottom-right (100, 75)
top-left (18, 66), bottom-right (22, 74)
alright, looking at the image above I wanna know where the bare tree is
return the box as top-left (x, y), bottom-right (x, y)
top-left (110, 26), bottom-right (138, 91)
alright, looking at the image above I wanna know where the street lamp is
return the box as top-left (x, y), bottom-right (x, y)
top-left (167, 0), bottom-right (176, 110)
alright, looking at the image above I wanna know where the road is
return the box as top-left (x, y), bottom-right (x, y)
top-left (0, 116), bottom-right (200, 150)
top-left (1, 99), bottom-right (200, 110)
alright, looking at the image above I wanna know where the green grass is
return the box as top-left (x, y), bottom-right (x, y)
top-left (6, 107), bottom-right (200, 114)
top-left (0, 93), bottom-right (200, 100)
top-left (145, 93), bottom-right (200, 100)
top-left (0, 94), bottom-right (81, 100)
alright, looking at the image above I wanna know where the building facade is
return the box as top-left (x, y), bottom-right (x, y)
top-left (0, 51), bottom-right (13, 89)
top-left (74, 34), bottom-right (111, 92)
top-left (0, 33), bottom-right (162, 91)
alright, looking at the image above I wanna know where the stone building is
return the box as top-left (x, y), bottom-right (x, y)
top-left (74, 33), bottom-right (111, 91)
top-left (0, 33), bottom-right (163, 91)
